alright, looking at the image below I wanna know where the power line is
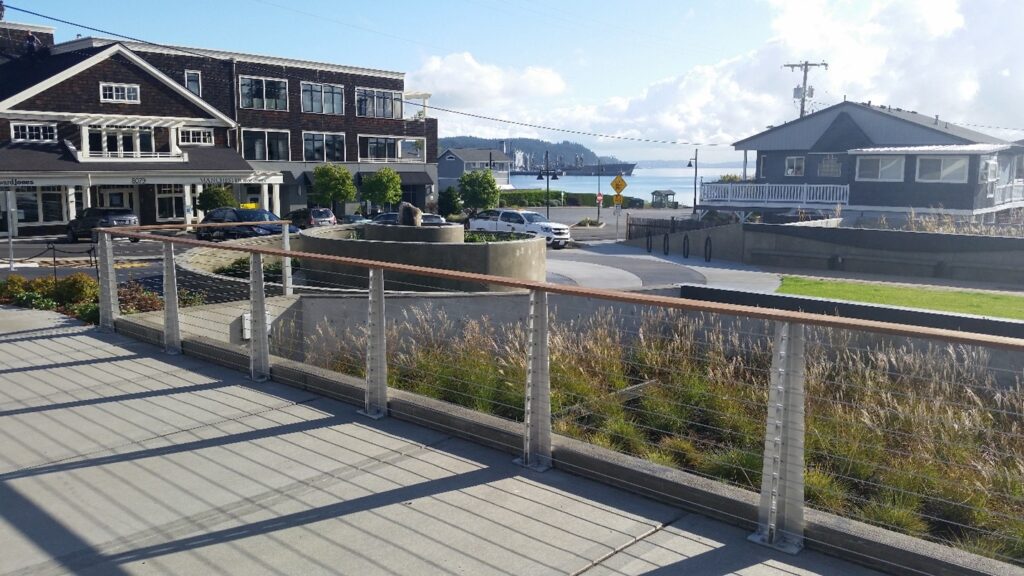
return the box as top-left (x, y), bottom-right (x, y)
top-left (403, 100), bottom-right (732, 147)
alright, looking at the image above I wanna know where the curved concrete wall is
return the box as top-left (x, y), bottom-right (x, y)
top-left (297, 226), bottom-right (546, 292)
top-left (363, 223), bottom-right (465, 243)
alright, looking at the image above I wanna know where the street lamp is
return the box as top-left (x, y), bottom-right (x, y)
top-left (686, 148), bottom-right (698, 215)
top-left (536, 150), bottom-right (559, 218)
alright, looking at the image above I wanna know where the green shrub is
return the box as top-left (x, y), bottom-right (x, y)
top-left (0, 274), bottom-right (30, 302)
top-left (14, 291), bottom-right (57, 310)
top-left (71, 302), bottom-right (100, 324)
top-left (805, 468), bottom-right (851, 512)
top-left (699, 448), bottom-right (762, 490)
top-left (118, 282), bottom-right (163, 314)
top-left (179, 289), bottom-right (207, 307)
top-left (657, 436), bottom-right (703, 469)
top-left (53, 272), bottom-right (99, 305)
top-left (28, 277), bottom-right (57, 300)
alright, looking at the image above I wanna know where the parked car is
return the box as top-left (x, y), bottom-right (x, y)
top-left (372, 212), bottom-right (399, 224)
top-left (421, 213), bottom-right (447, 225)
top-left (286, 207), bottom-right (337, 229)
top-left (339, 214), bottom-right (372, 224)
top-left (467, 209), bottom-right (571, 248)
top-left (66, 207), bottom-right (140, 243)
top-left (196, 207), bottom-right (297, 241)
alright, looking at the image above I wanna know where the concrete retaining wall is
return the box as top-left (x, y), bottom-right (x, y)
top-left (297, 226), bottom-right (546, 292)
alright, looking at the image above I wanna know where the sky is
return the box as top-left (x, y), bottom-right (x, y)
top-left (6, 0), bottom-right (1024, 163)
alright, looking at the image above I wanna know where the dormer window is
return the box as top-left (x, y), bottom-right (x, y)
top-left (11, 123), bottom-right (57, 142)
top-left (100, 82), bottom-right (140, 104)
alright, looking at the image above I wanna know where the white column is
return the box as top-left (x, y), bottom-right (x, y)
top-left (168, 127), bottom-right (181, 156)
top-left (82, 184), bottom-right (92, 209)
top-left (182, 185), bottom-right (193, 228)
top-left (80, 126), bottom-right (90, 157)
top-left (271, 183), bottom-right (281, 216)
top-left (193, 184), bottom-right (205, 220)
top-left (66, 186), bottom-right (77, 222)
top-left (259, 184), bottom-right (269, 211)
top-left (133, 132), bottom-right (141, 158)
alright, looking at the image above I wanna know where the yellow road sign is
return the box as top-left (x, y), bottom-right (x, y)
top-left (610, 174), bottom-right (627, 194)
top-left (613, 194), bottom-right (623, 206)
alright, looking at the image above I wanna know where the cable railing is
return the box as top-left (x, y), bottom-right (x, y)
top-left (94, 222), bottom-right (1024, 574)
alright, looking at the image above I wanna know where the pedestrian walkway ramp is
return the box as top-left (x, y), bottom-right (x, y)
top-left (0, 307), bottom-right (879, 576)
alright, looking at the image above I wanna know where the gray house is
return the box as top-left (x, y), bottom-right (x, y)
top-left (438, 148), bottom-right (513, 193)
top-left (702, 101), bottom-right (1024, 220)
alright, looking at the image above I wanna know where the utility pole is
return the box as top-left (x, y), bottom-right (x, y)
top-left (783, 61), bottom-right (828, 117)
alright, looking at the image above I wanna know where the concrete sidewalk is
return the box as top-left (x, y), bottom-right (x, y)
top-left (0, 306), bottom-right (882, 576)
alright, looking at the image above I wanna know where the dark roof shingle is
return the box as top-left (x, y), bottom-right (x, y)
top-left (0, 46), bottom-right (109, 102)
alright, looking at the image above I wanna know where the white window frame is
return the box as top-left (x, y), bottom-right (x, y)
top-left (915, 155), bottom-right (969, 184)
top-left (979, 156), bottom-right (999, 183)
top-left (13, 185), bottom-right (68, 225)
top-left (784, 156), bottom-right (805, 177)
top-left (99, 82), bottom-right (140, 104)
top-left (179, 128), bottom-right (215, 147)
top-left (855, 156), bottom-right (905, 182)
top-left (357, 134), bottom-right (426, 163)
top-left (355, 87), bottom-right (403, 119)
top-left (817, 155), bottom-right (842, 178)
top-left (10, 122), bottom-right (58, 142)
top-left (184, 70), bottom-right (202, 97)
top-left (238, 75), bottom-right (289, 112)
top-left (300, 82), bottom-right (344, 115)
top-left (241, 128), bottom-right (291, 161)
top-left (155, 184), bottom-right (187, 222)
top-left (302, 131), bottom-right (346, 162)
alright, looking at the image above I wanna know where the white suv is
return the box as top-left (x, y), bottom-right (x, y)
top-left (468, 209), bottom-right (571, 248)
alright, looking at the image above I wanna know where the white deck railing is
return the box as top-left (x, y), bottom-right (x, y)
top-left (700, 183), bottom-right (849, 206)
top-left (994, 182), bottom-right (1024, 205)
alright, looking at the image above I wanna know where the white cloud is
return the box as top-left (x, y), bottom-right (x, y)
top-left (411, 0), bottom-right (1024, 161)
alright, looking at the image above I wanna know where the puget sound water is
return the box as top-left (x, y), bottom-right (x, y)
top-left (509, 167), bottom-right (741, 205)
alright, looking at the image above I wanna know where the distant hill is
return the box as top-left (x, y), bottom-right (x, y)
top-left (636, 160), bottom-right (746, 169)
top-left (437, 137), bottom-right (623, 169)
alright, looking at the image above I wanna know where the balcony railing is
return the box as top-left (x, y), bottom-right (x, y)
top-left (701, 183), bottom-right (849, 206)
top-left (76, 150), bottom-right (189, 163)
top-left (994, 182), bottom-right (1024, 205)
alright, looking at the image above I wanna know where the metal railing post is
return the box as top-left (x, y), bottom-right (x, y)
top-left (249, 252), bottom-right (270, 381)
top-left (162, 242), bottom-right (181, 354)
top-left (749, 321), bottom-right (806, 554)
top-left (281, 228), bottom-right (293, 296)
top-left (361, 268), bottom-right (388, 419)
top-left (97, 231), bottom-right (119, 331)
top-left (518, 289), bottom-right (551, 471)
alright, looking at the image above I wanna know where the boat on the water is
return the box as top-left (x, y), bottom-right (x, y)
top-left (562, 162), bottom-right (636, 176)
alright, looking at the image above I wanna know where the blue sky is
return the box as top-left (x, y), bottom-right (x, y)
top-left (7, 1), bottom-right (1024, 162)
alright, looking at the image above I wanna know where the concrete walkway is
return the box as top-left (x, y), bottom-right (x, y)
top-left (0, 306), bottom-right (882, 576)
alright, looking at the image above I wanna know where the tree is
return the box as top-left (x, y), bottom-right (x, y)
top-left (312, 164), bottom-right (356, 212)
top-left (196, 185), bottom-right (237, 212)
top-left (459, 170), bottom-right (500, 211)
top-left (438, 186), bottom-right (463, 217)
top-left (361, 167), bottom-right (402, 209)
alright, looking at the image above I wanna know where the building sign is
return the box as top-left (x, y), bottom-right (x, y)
top-left (199, 176), bottom-right (247, 185)
top-left (0, 178), bottom-right (35, 186)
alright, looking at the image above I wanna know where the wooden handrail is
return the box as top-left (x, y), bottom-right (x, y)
top-left (96, 223), bottom-right (1024, 352)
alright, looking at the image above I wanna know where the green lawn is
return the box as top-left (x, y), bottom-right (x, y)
top-left (777, 276), bottom-right (1024, 320)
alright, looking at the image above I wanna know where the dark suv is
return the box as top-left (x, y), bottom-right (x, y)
top-left (196, 207), bottom-right (297, 241)
top-left (66, 208), bottom-right (140, 243)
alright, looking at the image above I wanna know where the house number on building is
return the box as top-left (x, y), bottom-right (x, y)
top-left (131, 177), bottom-right (147, 184)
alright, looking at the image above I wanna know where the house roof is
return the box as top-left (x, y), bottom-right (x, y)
top-left (0, 46), bottom-right (108, 102)
top-left (440, 148), bottom-right (512, 163)
top-left (733, 101), bottom-right (1008, 151)
top-left (0, 142), bottom-right (254, 173)
top-left (848, 144), bottom-right (1013, 155)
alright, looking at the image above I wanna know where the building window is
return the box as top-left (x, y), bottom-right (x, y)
top-left (156, 185), bottom-right (187, 221)
top-left (981, 157), bottom-right (999, 183)
top-left (818, 155), bottom-right (842, 177)
top-left (303, 132), bottom-right (345, 162)
top-left (916, 156), bottom-right (968, 184)
top-left (242, 129), bottom-right (290, 161)
top-left (301, 82), bottom-right (343, 115)
top-left (785, 156), bottom-right (805, 176)
top-left (855, 156), bottom-right (905, 182)
top-left (355, 88), bottom-right (403, 119)
top-left (184, 70), bottom-right (202, 96)
top-left (239, 76), bottom-right (288, 111)
top-left (11, 123), bottom-right (57, 142)
top-left (180, 128), bottom-right (214, 146)
top-left (358, 136), bottom-right (425, 162)
top-left (14, 186), bottom-right (66, 224)
top-left (100, 82), bottom-right (140, 104)
top-left (86, 125), bottom-right (155, 158)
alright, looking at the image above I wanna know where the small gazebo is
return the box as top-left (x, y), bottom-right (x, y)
top-left (651, 189), bottom-right (677, 209)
